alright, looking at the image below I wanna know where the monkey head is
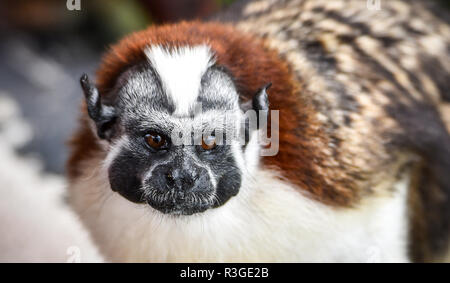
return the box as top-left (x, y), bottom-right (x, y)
top-left (80, 45), bottom-right (270, 216)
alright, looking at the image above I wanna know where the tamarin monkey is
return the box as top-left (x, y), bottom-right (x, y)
top-left (67, 0), bottom-right (450, 262)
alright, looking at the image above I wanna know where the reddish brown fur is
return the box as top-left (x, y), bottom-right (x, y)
top-left (67, 114), bottom-right (100, 179)
top-left (68, 22), bottom-right (357, 206)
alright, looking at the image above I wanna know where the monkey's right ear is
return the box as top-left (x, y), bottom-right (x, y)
top-left (80, 74), bottom-right (117, 140)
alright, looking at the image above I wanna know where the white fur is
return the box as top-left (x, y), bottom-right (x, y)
top-left (68, 153), bottom-right (410, 263)
top-left (102, 135), bottom-right (130, 171)
top-left (144, 45), bottom-right (215, 116)
top-left (0, 96), bottom-right (103, 263)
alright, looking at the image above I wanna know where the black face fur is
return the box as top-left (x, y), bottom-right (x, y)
top-left (107, 133), bottom-right (242, 215)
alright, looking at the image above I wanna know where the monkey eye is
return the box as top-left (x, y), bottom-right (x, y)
top-left (201, 135), bottom-right (217, 150)
top-left (145, 131), bottom-right (168, 150)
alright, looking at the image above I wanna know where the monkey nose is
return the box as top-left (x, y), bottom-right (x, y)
top-left (152, 163), bottom-right (209, 192)
top-left (166, 168), bottom-right (195, 191)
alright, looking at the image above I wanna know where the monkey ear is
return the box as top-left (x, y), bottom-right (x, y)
top-left (240, 83), bottom-right (271, 144)
top-left (252, 82), bottom-right (271, 112)
top-left (241, 83), bottom-right (271, 128)
top-left (80, 74), bottom-right (117, 140)
top-left (241, 83), bottom-right (271, 113)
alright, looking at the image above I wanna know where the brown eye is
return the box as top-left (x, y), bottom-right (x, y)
top-left (145, 132), bottom-right (166, 149)
top-left (201, 135), bottom-right (216, 150)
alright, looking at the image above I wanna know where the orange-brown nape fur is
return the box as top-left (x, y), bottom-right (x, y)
top-left (68, 22), bottom-right (358, 206)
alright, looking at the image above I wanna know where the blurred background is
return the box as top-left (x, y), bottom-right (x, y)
top-left (0, 0), bottom-right (235, 262)
top-left (0, 0), bottom-right (449, 262)
top-left (0, 0), bottom-right (235, 174)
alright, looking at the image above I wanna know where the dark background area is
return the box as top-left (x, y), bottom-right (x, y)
top-left (0, 0), bottom-right (235, 174)
top-left (0, 0), bottom-right (448, 175)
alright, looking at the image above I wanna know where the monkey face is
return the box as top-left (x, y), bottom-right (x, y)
top-left (80, 45), bottom-right (269, 216)
top-left (107, 128), bottom-right (243, 215)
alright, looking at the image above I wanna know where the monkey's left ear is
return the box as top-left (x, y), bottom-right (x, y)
top-left (241, 83), bottom-right (271, 112)
top-left (241, 83), bottom-right (271, 127)
top-left (80, 74), bottom-right (117, 140)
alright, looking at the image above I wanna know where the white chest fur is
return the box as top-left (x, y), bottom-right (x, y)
top-left (68, 158), bottom-right (410, 263)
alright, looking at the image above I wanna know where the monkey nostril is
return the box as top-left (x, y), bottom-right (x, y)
top-left (177, 175), bottom-right (195, 191)
top-left (184, 176), bottom-right (195, 187)
top-left (192, 171), bottom-right (200, 181)
top-left (166, 172), bottom-right (175, 185)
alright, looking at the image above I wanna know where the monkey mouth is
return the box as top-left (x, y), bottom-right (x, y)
top-left (143, 188), bottom-right (216, 215)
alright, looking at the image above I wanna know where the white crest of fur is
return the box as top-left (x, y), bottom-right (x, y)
top-left (144, 45), bottom-right (215, 116)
